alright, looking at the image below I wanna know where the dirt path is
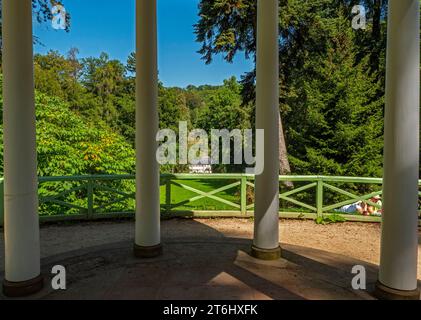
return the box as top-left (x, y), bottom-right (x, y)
top-left (0, 218), bottom-right (420, 279)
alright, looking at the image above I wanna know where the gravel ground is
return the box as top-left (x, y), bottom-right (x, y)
top-left (0, 218), bottom-right (420, 279)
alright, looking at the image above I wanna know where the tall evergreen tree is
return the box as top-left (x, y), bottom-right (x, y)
top-left (196, 0), bottom-right (386, 177)
top-left (284, 11), bottom-right (384, 177)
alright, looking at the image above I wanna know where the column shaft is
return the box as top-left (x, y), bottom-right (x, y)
top-left (377, 0), bottom-right (420, 298)
top-left (134, 0), bottom-right (162, 257)
top-left (252, 0), bottom-right (280, 260)
top-left (2, 0), bottom-right (43, 296)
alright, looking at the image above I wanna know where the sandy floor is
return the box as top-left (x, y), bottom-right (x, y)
top-left (0, 218), bottom-right (420, 279)
top-left (209, 219), bottom-right (384, 268)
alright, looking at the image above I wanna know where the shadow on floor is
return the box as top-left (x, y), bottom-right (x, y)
top-left (1, 219), bottom-right (381, 300)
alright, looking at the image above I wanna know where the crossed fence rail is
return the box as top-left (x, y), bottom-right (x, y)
top-left (0, 174), bottom-right (420, 226)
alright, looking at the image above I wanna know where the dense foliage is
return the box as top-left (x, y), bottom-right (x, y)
top-left (0, 0), bottom-right (412, 182)
top-left (196, 0), bottom-right (390, 178)
top-left (0, 47), bottom-right (247, 176)
top-left (0, 74), bottom-right (135, 176)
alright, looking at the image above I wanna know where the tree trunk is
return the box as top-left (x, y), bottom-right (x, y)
top-left (370, 0), bottom-right (382, 74)
top-left (279, 113), bottom-right (293, 188)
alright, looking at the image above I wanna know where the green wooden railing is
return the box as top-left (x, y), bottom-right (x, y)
top-left (0, 174), bottom-right (420, 226)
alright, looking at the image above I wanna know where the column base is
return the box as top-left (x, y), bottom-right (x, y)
top-left (134, 243), bottom-right (163, 258)
top-left (3, 274), bottom-right (44, 298)
top-left (250, 245), bottom-right (281, 261)
top-left (374, 281), bottom-right (420, 300)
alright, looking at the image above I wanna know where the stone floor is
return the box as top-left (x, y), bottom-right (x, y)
top-left (0, 218), bottom-right (399, 300)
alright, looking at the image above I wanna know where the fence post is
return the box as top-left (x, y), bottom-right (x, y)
top-left (0, 180), bottom-right (4, 227)
top-left (166, 177), bottom-right (172, 215)
top-left (241, 175), bottom-right (247, 215)
top-left (87, 180), bottom-right (94, 219)
top-left (316, 178), bottom-right (324, 217)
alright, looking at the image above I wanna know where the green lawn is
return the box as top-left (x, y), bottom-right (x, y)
top-left (38, 178), bottom-right (316, 216)
top-left (160, 179), bottom-right (241, 211)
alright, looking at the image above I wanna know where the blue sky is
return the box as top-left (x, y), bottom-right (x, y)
top-left (33, 0), bottom-right (254, 87)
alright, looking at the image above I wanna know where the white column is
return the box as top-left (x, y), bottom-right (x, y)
top-left (134, 0), bottom-right (162, 258)
top-left (252, 0), bottom-right (280, 260)
top-left (2, 0), bottom-right (43, 296)
top-left (376, 0), bottom-right (420, 299)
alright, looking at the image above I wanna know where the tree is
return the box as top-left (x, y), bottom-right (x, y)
top-left (195, 0), bottom-right (292, 175)
top-left (185, 88), bottom-right (205, 125)
top-left (34, 50), bottom-right (84, 105)
top-left (195, 0), bottom-right (387, 178)
top-left (195, 77), bottom-right (252, 172)
top-left (67, 47), bottom-right (82, 80)
top-left (126, 52), bottom-right (136, 74)
top-left (0, 75), bottom-right (135, 178)
top-left (283, 10), bottom-right (383, 177)
top-left (80, 53), bottom-right (129, 125)
top-left (196, 77), bottom-right (250, 132)
top-left (159, 85), bottom-right (191, 132)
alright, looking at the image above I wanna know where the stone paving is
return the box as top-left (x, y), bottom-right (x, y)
top-left (0, 219), bottom-right (387, 300)
top-left (36, 240), bottom-right (377, 300)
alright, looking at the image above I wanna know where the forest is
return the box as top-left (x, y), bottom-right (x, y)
top-left (0, 0), bottom-right (408, 180)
